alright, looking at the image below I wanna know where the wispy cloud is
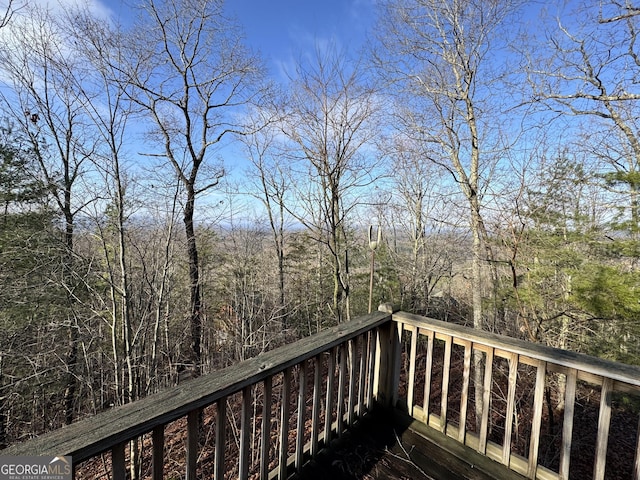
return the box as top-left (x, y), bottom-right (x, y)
top-left (2, 0), bottom-right (113, 22)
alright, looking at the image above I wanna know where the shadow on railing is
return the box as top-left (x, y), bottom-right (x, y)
top-left (392, 311), bottom-right (640, 480)
top-left (5, 307), bottom-right (640, 480)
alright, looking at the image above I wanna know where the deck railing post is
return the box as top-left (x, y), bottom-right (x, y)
top-left (357, 334), bottom-right (367, 416)
top-left (324, 348), bottom-right (337, 445)
top-left (337, 345), bottom-right (347, 435)
top-left (502, 352), bottom-right (518, 467)
top-left (310, 355), bottom-right (322, 458)
top-left (239, 386), bottom-right (252, 480)
top-left (560, 368), bottom-right (577, 480)
top-left (373, 304), bottom-right (400, 408)
top-left (152, 425), bottom-right (164, 480)
top-left (366, 330), bottom-right (377, 410)
top-left (260, 377), bottom-right (272, 480)
top-left (295, 361), bottom-right (307, 471)
top-left (527, 360), bottom-right (547, 479)
top-left (186, 409), bottom-right (199, 480)
top-left (278, 367), bottom-right (292, 480)
top-left (112, 442), bottom-right (126, 480)
top-left (594, 376), bottom-right (613, 480)
top-left (347, 339), bottom-right (357, 425)
top-left (214, 398), bottom-right (226, 480)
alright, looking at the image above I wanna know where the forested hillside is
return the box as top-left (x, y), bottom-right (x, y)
top-left (1, 0), bottom-right (640, 450)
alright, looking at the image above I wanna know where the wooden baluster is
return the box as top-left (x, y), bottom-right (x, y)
top-left (337, 344), bottom-right (347, 436)
top-left (559, 368), bottom-right (577, 480)
top-left (324, 347), bottom-right (336, 445)
top-left (366, 330), bottom-right (376, 410)
top-left (393, 320), bottom-right (403, 408)
top-left (112, 442), bottom-right (126, 480)
top-left (311, 355), bottom-right (321, 458)
top-left (407, 325), bottom-right (418, 417)
top-left (214, 398), bottom-right (226, 480)
top-left (348, 339), bottom-right (357, 426)
top-left (440, 335), bottom-right (452, 433)
top-left (502, 353), bottom-right (518, 467)
top-left (458, 340), bottom-right (472, 444)
top-left (422, 329), bottom-right (435, 425)
top-left (373, 327), bottom-right (382, 402)
top-left (239, 385), bottom-right (252, 480)
top-left (295, 362), bottom-right (307, 472)
top-left (260, 377), bottom-right (272, 480)
top-left (152, 425), bottom-right (164, 480)
top-left (594, 377), bottom-right (613, 480)
top-left (527, 360), bottom-right (547, 479)
top-left (278, 367), bottom-right (291, 480)
top-left (186, 410), bottom-right (199, 480)
top-left (357, 334), bottom-right (366, 417)
top-left (478, 347), bottom-right (494, 454)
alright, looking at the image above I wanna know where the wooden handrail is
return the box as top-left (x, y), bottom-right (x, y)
top-left (393, 311), bottom-right (640, 387)
top-left (4, 308), bottom-right (392, 478)
top-left (391, 311), bottom-right (640, 480)
top-left (5, 308), bottom-right (640, 480)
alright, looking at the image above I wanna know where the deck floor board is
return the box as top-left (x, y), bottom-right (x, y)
top-left (295, 408), bottom-right (526, 480)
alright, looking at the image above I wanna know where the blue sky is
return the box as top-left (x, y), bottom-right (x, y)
top-left (18, 0), bottom-right (376, 76)
top-left (224, 0), bottom-right (376, 76)
top-left (97, 0), bottom-right (376, 79)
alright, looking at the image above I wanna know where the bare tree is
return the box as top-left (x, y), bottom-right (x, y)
top-left (385, 137), bottom-right (464, 315)
top-left (121, 0), bottom-right (265, 375)
top-left (524, 0), bottom-right (640, 237)
top-left (61, 4), bottom-right (138, 404)
top-left (280, 46), bottom-right (380, 323)
top-left (242, 110), bottom-right (290, 326)
top-left (0, 3), bottom-right (97, 425)
top-left (374, 0), bottom-right (523, 428)
top-left (0, 0), bottom-right (16, 28)
top-left (60, 11), bottom-right (152, 475)
top-left (374, 0), bottom-right (521, 330)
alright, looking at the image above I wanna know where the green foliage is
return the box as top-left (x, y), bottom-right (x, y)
top-left (0, 128), bottom-right (76, 440)
top-left (0, 130), bottom-right (60, 329)
top-left (572, 264), bottom-right (640, 319)
top-left (507, 223), bottom-right (640, 364)
top-left (0, 134), bottom-right (46, 213)
top-left (602, 170), bottom-right (640, 190)
top-left (524, 154), bottom-right (593, 234)
top-left (569, 263), bottom-right (640, 364)
top-left (599, 171), bottom-right (640, 234)
top-left (506, 150), bottom-right (640, 365)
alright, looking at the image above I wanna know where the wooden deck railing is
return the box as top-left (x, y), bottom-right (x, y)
top-left (5, 307), bottom-right (640, 480)
top-left (3, 307), bottom-right (394, 479)
top-left (391, 311), bottom-right (640, 480)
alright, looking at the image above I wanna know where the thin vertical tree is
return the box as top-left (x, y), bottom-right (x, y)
top-left (242, 111), bottom-right (290, 327)
top-left (385, 137), bottom-right (462, 315)
top-left (0, 4), bottom-right (98, 424)
top-left (121, 0), bottom-right (265, 375)
top-left (280, 46), bottom-right (380, 323)
top-left (374, 0), bottom-right (523, 426)
top-left (374, 0), bottom-right (522, 330)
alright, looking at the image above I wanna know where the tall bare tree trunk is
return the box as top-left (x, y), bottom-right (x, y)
top-left (62, 198), bottom-right (78, 426)
top-left (374, 0), bottom-right (519, 433)
top-left (184, 189), bottom-right (202, 376)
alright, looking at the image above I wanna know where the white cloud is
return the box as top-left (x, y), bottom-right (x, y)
top-left (1, 0), bottom-right (113, 23)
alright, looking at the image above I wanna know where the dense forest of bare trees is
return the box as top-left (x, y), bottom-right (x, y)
top-left (1, 0), bottom-right (640, 450)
